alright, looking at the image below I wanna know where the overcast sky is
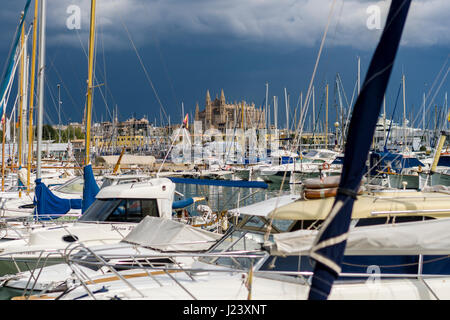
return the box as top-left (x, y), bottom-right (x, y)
top-left (0, 0), bottom-right (448, 129)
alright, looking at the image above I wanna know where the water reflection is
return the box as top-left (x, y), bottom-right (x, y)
top-left (175, 182), bottom-right (302, 215)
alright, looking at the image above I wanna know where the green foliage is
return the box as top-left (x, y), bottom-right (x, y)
top-left (40, 125), bottom-right (85, 142)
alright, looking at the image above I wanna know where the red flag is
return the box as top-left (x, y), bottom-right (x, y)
top-left (183, 114), bottom-right (189, 128)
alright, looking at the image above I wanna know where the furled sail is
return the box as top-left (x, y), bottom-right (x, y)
top-left (82, 164), bottom-right (100, 213)
top-left (0, 0), bottom-right (32, 116)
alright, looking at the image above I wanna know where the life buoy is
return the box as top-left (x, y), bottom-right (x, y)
top-left (304, 187), bottom-right (363, 200)
top-left (322, 162), bottom-right (330, 170)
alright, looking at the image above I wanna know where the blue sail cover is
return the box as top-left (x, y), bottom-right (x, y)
top-left (82, 164), bottom-right (100, 213)
top-left (0, 0), bottom-right (31, 116)
top-left (34, 179), bottom-right (82, 220)
top-left (308, 0), bottom-right (411, 300)
top-left (172, 197), bottom-right (195, 209)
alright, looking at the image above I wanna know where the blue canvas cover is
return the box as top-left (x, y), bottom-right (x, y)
top-left (438, 156), bottom-right (450, 167)
top-left (82, 164), bottom-right (100, 213)
top-left (371, 151), bottom-right (424, 174)
top-left (34, 179), bottom-right (82, 220)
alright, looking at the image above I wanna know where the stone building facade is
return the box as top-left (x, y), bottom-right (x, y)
top-left (194, 89), bottom-right (265, 131)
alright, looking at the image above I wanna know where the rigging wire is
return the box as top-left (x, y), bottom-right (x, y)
top-left (119, 16), bottom-right (170, 126)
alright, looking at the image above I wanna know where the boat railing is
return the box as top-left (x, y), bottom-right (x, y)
top-left (0, 214), bottom-right (82, 242)
top-left (8, 244), bottom-right (445, 300)
top-left (58, 244), bottom-right (264, 300)
top-left (371, 208), bottom-right (450, 216)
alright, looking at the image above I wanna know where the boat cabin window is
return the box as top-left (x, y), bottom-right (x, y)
top-left (107, 199), bottom-right (159, 222)
top-left (79, 198), bottom-right (159, 222)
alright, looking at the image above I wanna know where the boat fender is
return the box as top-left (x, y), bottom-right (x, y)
top-left (304, 188), bottom-right (337, 199)
top-left (221, 217), bottom-right (228, 231)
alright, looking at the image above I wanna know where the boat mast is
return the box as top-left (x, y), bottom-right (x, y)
top-left (18, 19), bottom-right (26, 197)
top-left (383, 95), bottom-right (386, 147)
top-left (357, 56), bottom-right (361, 95)
top-left (84, 0), bottom-right (97, 165)
top-left (35, 0), bottom-right (46, 180)
top-left (325, 84), bottom-right (328, 149)
top-left (402, 74), bottom-right (407, 151)
top-left (26, 0), bottom-right (38, 193)
top-left (273, 96), bottom-right (278, 130)
top-left (265, 82), bottom-right (268, 129)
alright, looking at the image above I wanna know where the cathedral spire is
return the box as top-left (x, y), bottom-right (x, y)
top-left (206, 90), bottom-right (211, 106)
top-left (220, 88), bottom-right (225, 105)
top-left (195, 102), bottom-right (200, 121)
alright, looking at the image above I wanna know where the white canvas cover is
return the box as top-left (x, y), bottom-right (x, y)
top-left (228, 195), bottom-right (301, 218)
top-left (270, 217), bottom-right (450, 256)
top-left (122, 216), bottom-right (223, 252)
top-left (96, 155), bottom-right (156, 167)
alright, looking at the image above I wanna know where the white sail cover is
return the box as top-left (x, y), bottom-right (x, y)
top-left (122, 216), bottom-right (222, 252)
top-left (228, 194), bottom-right (301, 218)
top-left (96, 155), bottom-right (156, 167)
top-left (270, 217), bottom-right (450, 256)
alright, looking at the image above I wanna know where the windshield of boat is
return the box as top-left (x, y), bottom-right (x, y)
top-left (100, 177), bottom-right (146, 189)
top-left (78, 198), bottom-right (160, 223)
top-left (198, 215), bottom-right (295, 270)
top-left (304, 150), bottom-right (318, 157)
top-left (53, 176), bottom-right (84, 194)
top-left (199, 229), bottom-right (267, 270)
top-left (318, 152), bottom-right (335, 159)
top-left (237, 215), bottom-right (295, 234)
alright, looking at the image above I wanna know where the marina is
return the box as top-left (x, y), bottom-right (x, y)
top-left (0, 0), bottom-right (448, 304)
